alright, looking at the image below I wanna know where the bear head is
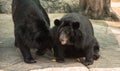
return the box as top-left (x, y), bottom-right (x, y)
top-left (54, 19), bottom-right (82, 45)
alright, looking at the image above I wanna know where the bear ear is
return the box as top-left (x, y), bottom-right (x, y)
top-left (72, 22), bottom-right (80, 29)
top-left (54, 19), bottom-right (61, 26)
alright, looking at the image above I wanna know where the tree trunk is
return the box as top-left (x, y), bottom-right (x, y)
top-left (79, 0), bottom-right (111, 19)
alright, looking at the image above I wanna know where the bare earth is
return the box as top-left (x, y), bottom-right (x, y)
top-left (0, 2), bottom-right (120, 71)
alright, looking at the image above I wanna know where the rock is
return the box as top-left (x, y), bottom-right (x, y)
top-left (40, 0), bottom-right (79, 13)
top-left (0, 0), bottom-right (79, 14)
top-left (90, 68), bottom-right (120, 71)
top-left (30, 67), bottom-right (89, 71)
top-left (0, 0), bottom-right (12, 13)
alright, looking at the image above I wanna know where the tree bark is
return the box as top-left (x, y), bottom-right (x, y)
top-left (79, 0), bottom-right (112, 19)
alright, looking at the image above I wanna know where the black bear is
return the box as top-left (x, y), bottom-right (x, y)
top-left (51, 13), bottom-right (100, 66)
top-left (12, 0), bottom-right (52, 63)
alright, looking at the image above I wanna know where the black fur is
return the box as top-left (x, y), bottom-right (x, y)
top-left (12, 0), bottom-right (52, 63)
top-left (51, 13), bottom-right (100, 66)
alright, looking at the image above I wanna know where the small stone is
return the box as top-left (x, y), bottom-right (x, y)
top-left (50, 59), bottom-right (56, 62)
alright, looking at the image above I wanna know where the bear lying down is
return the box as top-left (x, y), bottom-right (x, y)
top-left (51, 13), bottom-right (100, 66)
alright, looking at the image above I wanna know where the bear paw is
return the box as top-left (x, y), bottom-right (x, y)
top-left (24, 58), bottom-right (36, 63)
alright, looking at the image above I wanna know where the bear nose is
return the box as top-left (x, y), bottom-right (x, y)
top-left (60, 39), bottom-right (66, 45)
top-left (59, 34), bottom-right (68, 45)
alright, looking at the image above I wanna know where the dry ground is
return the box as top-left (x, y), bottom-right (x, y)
top-left (0, 13), bottom-right (120, 71)
top-left (0, 2), bottom-right (120, 71)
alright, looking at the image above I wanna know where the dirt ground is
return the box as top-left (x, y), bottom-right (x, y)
top-left (0, 13), bottom-right (120, 71)
top-left (0, 2), bottom-right (120, 71)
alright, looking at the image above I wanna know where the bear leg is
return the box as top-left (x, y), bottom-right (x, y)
top-left (19, 46), bottom-right (36, 63)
